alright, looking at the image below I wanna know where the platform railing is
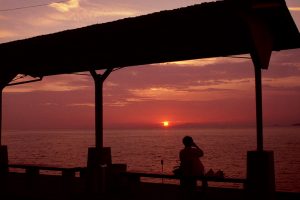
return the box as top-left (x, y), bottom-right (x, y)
top-left (7, 164), bottom-right (86, 178)
top-left (122, 171), bottom-right (247, 189)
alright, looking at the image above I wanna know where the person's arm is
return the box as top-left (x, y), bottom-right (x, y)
top-left (192, 142), bottom-right (204, 157)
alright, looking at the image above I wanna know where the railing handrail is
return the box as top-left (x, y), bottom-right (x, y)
top-left (8, 163), bottom-right (85, 172)
top-left (123, 171), bottom-right (247, 184)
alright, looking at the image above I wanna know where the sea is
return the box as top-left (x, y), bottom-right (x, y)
top-left (2, 126), bottom-right (300, 192)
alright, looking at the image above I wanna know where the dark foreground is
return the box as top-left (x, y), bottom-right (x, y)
top-left (1, 173), bottom-right (299, 200)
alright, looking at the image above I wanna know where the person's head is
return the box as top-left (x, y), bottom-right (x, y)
top-left (182, 136), bottom-right (193, 147)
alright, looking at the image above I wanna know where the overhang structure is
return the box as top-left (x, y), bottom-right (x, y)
top-left (0, 0), bottom-right (299, 150)
top-left (0, 0), bottom-right (299, 79)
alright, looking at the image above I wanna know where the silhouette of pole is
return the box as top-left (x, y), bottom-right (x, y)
top-left (254, 66), bottom-right (263, 152)
top-left (0, 75), bottom-right (14, 146)
top-left (90, 69), bottom-right (113, 149)
top-left (0, 86), bottom-right (2, 146)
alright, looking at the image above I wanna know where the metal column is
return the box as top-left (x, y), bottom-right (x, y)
top-left (254, 66), bottom-right (263, 151)
top-left (0, 76), bottom-right (13, 174)
top-left (0, 86), bottom-right (3, 146)
top-left (90, 69), bottom-right (113, 149)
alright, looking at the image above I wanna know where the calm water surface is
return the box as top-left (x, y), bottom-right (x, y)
top-left (3, 127), bottom-right (300, 192)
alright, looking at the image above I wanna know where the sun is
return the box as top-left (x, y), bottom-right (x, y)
top-left (162, 121), bottom-right (169, 127)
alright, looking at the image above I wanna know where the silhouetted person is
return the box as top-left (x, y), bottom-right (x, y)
top-left (179, 136), bottom-right (206, 191)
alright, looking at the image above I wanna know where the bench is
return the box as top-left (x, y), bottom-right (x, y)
top-left (8, 164), bottom-right (85, 178)
top-left (123, 171), bottom-right (247, 188)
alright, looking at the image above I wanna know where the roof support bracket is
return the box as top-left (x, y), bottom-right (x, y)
top-left (248, 15), bottom-right (274, 69)
top-left (90, 69), bottom-right (113, 149)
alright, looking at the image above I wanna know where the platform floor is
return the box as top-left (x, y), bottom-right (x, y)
top-left (1, 173), bottom-right (299, 200)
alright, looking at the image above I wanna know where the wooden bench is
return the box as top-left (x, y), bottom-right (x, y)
top-left (8, 164), bottom-right (85, 178)
top-left (123, 171), bottom-right (247, 188)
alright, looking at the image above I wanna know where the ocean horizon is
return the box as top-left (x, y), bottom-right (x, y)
top-left (2, 126), bottom-right (300, 192)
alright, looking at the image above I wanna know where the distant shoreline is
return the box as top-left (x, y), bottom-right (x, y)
top-left (3, 124), bottom-right (300, 132)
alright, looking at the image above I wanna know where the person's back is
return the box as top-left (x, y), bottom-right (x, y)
top-left (179, 136), bottom-right (205, 190)
top-left (180, 146), bottom-right (204, 177)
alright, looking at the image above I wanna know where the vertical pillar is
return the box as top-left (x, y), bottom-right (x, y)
top-left (0, 86), bottom-right (2, 146)
top-left (94, 76), bottom-right (103, 149)
top-left (90, 69), bottom-right (112, 149)
top-left (0, 74), bottom-right (16, 177)
top-left (254, 66), bottom-right (263, 152)
top-left (0, 86), bottom-right (8, 174)
top-left (87, 69), bottom-right (113, 194)
top-left (247, 57), bottom-right (275, 199)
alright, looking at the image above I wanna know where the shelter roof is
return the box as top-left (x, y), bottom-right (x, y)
top-left (0, 0), bottom-right (299, 81)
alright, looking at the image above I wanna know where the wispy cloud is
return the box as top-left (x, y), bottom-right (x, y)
top-left (4, 75), bottom-right (90, 93)
top-left (192, 78), bottom-right (253, 91)
top-left (106, 81), bottom-right (119, 87)
top-left (41, 102), bottom-right (59, 106)
top-left (289, 7), bottom-right (300, 11)
top-left (157, 56), bottom-right (249, 68)
top-left (25, 1), bottom-right (139, 30)
top-left (4, 82), bottom-right (88, 93)
top-left (0, 29), bottom-right (18, 39)
top-left (264, 76), bottom-right (300, 88)
top-left (112, 76), bottom-right (258, 104)
top-left (105, 98), bottom-right (145, 107)
top-left (49, 0), bottom-right (79, 13)
top-left (105, 100), bottom-right (128, 107)
top-left (122, 75), bottom-right (300, 104)
top-left (67, 103), bottom-right (94, 107)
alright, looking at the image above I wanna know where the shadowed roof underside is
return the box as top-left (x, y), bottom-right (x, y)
top-left (0, 0), bottom-right (299, 80)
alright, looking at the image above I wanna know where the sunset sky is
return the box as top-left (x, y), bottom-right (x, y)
top-left (1, 0), bottom-right (300, 129)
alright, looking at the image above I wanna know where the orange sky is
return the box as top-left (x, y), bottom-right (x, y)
top-left (1, 0), bottom-right (300, 129)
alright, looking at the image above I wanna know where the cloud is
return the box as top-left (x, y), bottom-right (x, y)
top-left (4, 75), bottom-right (90, 93)
top-left (289, 7), bottom-right (300, 11)
top-left (106, 81), bottom-right (119, 87)
top-left (264, 76), bottom-right (300, 89)
top-left (47, 0), bottom-right (138, 23)
top-left (192, 78), bottom-right (253, 90)
top-left (0, 29), bottom-right (18, 39)
top-left (129, 87), bottom-right (189, 100)
top-left (41, 102), bottom-right (59, 106)
top-left (127, 80), bottom-right (249, 102)
top-left (105, 100), bottom-right (128, 107)
top-left (123, 75), bottom-right (300, 104)
top-left (67, 103), bottom-right (94, 107)
top-left (4, 82), bottom-right (88, 93)
top-left (49, 0), bottom-right (79, 13)
top-left (105, 97), bottom-right (146, 107)
top-left (157, 56), bottom-right (249, 68)
top-left (23, 1), bottom-right (139, 33)
top-left (0, 15), bottom-right (7, 20)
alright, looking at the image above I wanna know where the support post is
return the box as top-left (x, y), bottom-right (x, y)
top-left (94, 76), bottom-right (103, 149)
top-left (87, 69), bottom-right (113, 194)
top-left (0, 85), bottom-right (8, 175)
top-left (90, 69), bottom-right (113, 149)
top-left (254, 66), bottom-right (263, 152)
top-left (247, 55), bottom-right (275, 199)
top-left (0, 86), bottom-right (2, 147)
